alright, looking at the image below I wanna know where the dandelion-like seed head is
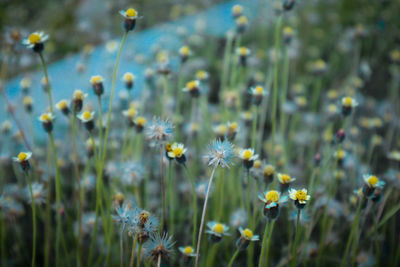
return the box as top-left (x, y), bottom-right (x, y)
top-left (144, 232), bottom-right (175, 262)
top-left (205, 139), bottom-right (234, 168)
top-left (145, 117), bottom-right (174, 144)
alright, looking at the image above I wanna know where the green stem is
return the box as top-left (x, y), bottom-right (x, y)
top-left (183, 165), bottom-right (198, 247)
top-left (129, 234), bottom-right (138, 267)
top-left (25, 170), bottom-right (36, 267)
top-left (39, 53), bottom-right (54, 113)
top-left (228, 249), bottom-right (241, 267)
top-left (251, 106), bottom-right (258, 148)
top-left (258, 220), bottom-right (271, 267)
top-left (291, 209), bottom-right (301, 267)
top-left (136, 243), bottom-right (142, 267)
top-left (265, 220), bottom-right (276, 267)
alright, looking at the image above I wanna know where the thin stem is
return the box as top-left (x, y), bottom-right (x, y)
top-left (120, 226), bottom-right (124, 267)
top-left (25, 170), bottom-right (36, 267)
top-left (258, 220), bottom-right (271, 267)
top-left (291, 209), bottom-right (301, 267)
top-left (194, 165), bottom-right (217, 267)
top-left (265, 220), bottom-right (276, 267)
top-left (183, 164), bottom-right (198, 247)
top-left (160, 147), bottom-right (166, 231)
top-left (157, 254), bottom-right (161, 267)
top-left (251, 106), bottom-right (258, 148)
top-left (129, 234), bottom-right (138, 267)
top-left (39, 53), bottom-right (54, 113)
top-left (136, 243), bottom-right (142, 267)
top-left (228, 249), bottom-right (241, 267)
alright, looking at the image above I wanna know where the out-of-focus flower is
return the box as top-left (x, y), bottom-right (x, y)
top-left (22, 31), bottom-right (49, 52)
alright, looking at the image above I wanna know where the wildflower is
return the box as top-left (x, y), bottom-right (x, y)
top-left (72, 90), bottom-right (87, 113)
top-left (22, 31), bottom-right (49, 53)
top-left (143, 235), bottom-right (174, 266)
top-left (77, 110), bottom-right (95, 131)
top-left (1, 121), bottom-right (12, 135)
top-left (258, 190), bottom-right (287, 219)
top-left (334, 149), bottom-right (346, 167)
top-left (232, 4), bottom-right (243, 18)
top-left (239, 148), bottom-right (258, 169)
top-left (90, 75), bottom-right (104, 96)
top-left (122, 72), bottom-right (135, 90)
top-left (283, 26), bottom-right (294, 44)
top-left (179, 46), bottom-right (192, 63)
top-left (156, 52), bottom-right (171, 75)
top-left (167, 142), bottom-right (187, 164)
top-left (39, 112), bottom-right (55, 133)
top-left (236, 46), bottom-right (251, 66)
top-left (312, 59), bottom-right (327, 75)
top-left (205, 221), bottom-right (230, 242)
top-left (183, 80), bottom-right (201, 98)
top-left (145, 117), bottom-right (174, 144)
top-left (289, 188), bottom-right (310, 209)
top-left (122, 107), bottom-right (137, 127)
top-left (120, 8), bottom-right (140, 32)
top-left (362, 175), bottom-right (385, 197)
top-left (86, 138), bottom-right (95, 158)
top-left (235, 15), bottom-right (248, 34)
top-left (240, 111), bottom-right (253, 126)
top-left (341, 96), bottom-right (358, 116)
top-left (23, 96), bottom-right (33, 113)
top-left (236, 227), bottom-right (259, 250)
top-left (263, 164), bottom-right (275, 184)
top-left (196, 70), bottom-right (209, 82)
top-left (179, 245), bottom-right (197, 258)
top-left (13, 152), bottom-right (32, 171)
top-left (250, 85), bottom-right (267, 106)
top-left (277, 173), bottom-right (296, 192)
top-left (227, 122), bottom-right (239, 141)
top-left (20, 77), bottom-right (32, 94)
top-left (134, 116), bottom-right (147, 133)
top-left (390, 49), bottom-right (400, 64)
top-left (25, 182), bottom-right (46, 205)
top-left (204, 139), bottom-right (234, 168)
top-left (213, 123), bottom-right (228, 140)
top-left (55, 99), bottom-right (70, 116)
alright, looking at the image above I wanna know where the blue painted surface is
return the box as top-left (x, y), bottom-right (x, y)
top-left (1, 0), bottom-right (259, 140)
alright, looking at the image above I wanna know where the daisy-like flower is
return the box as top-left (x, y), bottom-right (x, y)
top-left (134, 116), bottom-right (147, 133)
top-left (362, 174), bottom-right (385, 197)
top-left (277, 173), bottom-right (296, 192)
top-left (39, 112), bottom-right (55, 133)
top-left (144, 232), bottom-right (175, 263)
top-left (341, 96), bottom-right (358, 116)
top-left (22, 31), bottom-right (49, 53)
top-left (205, 221), bottom-right (230, 242)
top-left (236, 46), bottom-right (251, 66)
top-left (262, 164), bottom-right (275, 184)
top-left (196, 70), bottom-right (209, 82)
top-left (179, 46), bottom-right (192, 63)
top-left (23, 96), bottom-right (33, 113)
top-left (250, 85), bottom-right (268, 106)
top-left (72, 89), bottom-right (88, 113)
top-left (122, 72), bottom-right (135, 90)
top-left (258, 190), bottom-right (288, 219)
top-left (232, 4), bottom-right (243, 18)
top-left (119, 8), bottom-right (140, 32)
top-left (90, 75), bottom-right (104, 96)
top-left (167, 142), bottom-right (187, 164)
top-left (20, 77), bottom-right (32, 94)
top-left (13, 152), bottom-right (32, 171)
top-left (240, 148), bottom-right (259, 169)
top-left (85, 138), bottom-right (95, 158)
top-left (213, 123), bottom-right (228, 140)
top-left (236, 227), bottom-right (259, 250)
top-left (289, 188), bottom-right (311, 209)
top-left (204, 139), bottom-right (234, 168)
top-left (179, 245), bottom-right (197, 258)
top-left (283, 26), bottom-right (294, 44)
top-left (183, 80), bottom-right (201, 98)
top-left (122, 107), bottom-right (137, 127)
top-left (145, 117), bottom-right (174, 144)
top-left (334, 148), bottom-right (347, 167)
top-left (77, 110), bottom-right (95, 131)
top-left (311, 59), bottom-right (328, 75)
top-left (55, 99), bottom-right (70, 116)
top-left (156, 51), bottom-right (171, 75)
top-left (227, 121), bottom-right (239, 141)
top-left (235, 15), bottom-right (248, 34)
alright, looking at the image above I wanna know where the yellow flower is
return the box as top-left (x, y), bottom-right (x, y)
top-left (277, 173), bottom-right (295, 184)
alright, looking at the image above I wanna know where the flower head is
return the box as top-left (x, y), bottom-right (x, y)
top-left (204, 139), bottom-right (235, 168)
top-left (179, 246), bottom-right (196, 257)
top-left (23, 31), bottom-right (49, 52)
top-left (206, 221), bottom-right (230, 242)
top-left (167, 143), bottom-right (187, 159)
top-left (145, 117), bottom-right (174, 144)
top-left (183, 80), bottom-right (200, 97)
top-left (13, 152), bottom-right (32, 171)
top-left (120, 8), bottom-right (140, 31)
top-left (289, 188), bottom-right (310, 209)
top-left (144, 232), bottom-right (175, 262)
top-left (277, 173), bottom-right (296, 184)
top-left (239, 227), bottom-right (259, 241)
top-left (77, 110), bottom-right (95, 123)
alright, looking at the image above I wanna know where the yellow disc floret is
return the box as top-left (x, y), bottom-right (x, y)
top-left (180, 46), bottom-right (190, 56)
top-left (172, 147), bottom-right (183, 157)
top-left (125, 8), bottom-right (137, 18)
top-left (243, 228), bottom-right (253, 239)
top-left (266, 190), bottom-right (279, 202)
top-left (213, 223), bottom-right (224, 234)
top-left (82, 111), bottom-right (92, 120)
top-left (28, 33), bottom-right (41, 44)
top-left (18, 152), bottom-right (28, 161)
top-left (183, 246), bottom-right (193, 254)
top-left (242, 149), bottom-right (253, 160)
top-left (40, 114), bottom-right (51, 122)
top-left (186, 80), bottom-right (198, 90)
top-left (90, 75), bottom-right (103, 84)
top-left (279, 174), bottom-right (291, 183)
top-left (343, 97), bottom-right (353, 107)
top-left (368, 176), bottom-right (379, 186)
top-left (295, 190), bottom-right (307, 201)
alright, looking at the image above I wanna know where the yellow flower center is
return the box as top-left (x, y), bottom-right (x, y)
top-left (213, 223), bottom-right (224, 234)
top-left (392, 50), bottom-right (400, 60)
top-left (295, 190), bottom-right (307, 201)
top-left (74, 90), bottom-right (84, 100)
top-left (123, 73), bottom-right (134, 82)
top-left (284, 27), bottom-right (293, 35)
top-left (239, 47), bottom-right (248, 55)
top-left (126, 108), bottom-right (136, 118)
top-left (263, 165), bottom-right (274, 175)
top-left (253, 160), bottom-right (262, 169)
top-left (266, 190), bottom-right (279, 202)
top-left (165, 143), bottom-right (172, 152)
top-left (232, 5), bottom-right (243, 14)
top-left (237, 16), bottom-right (247, 25)
top-left (254, 86), bottom-right (264, 94)
top-left (315, 59), bottom-right (325, 69)
top-left (57, 100), bottom-right (68, 109)
top-left (343, 97), bottom-right (353, 106)
top-left (125, 8), bottom-right (137, 18)
top-left (40, 114), bottom-right (51, 122)
top-left (186, 81), bottom-right (197, 90)
top-left (368, 176), bottom-right (379, 186)
top-left (136, 117), bottom-right (146, 125)
top-left (183, 246), bottom-right (193, 254)
top-left (242, 150), bottom-right (253, 160)
top-left (243, 228), bottom-right (253, 239)
top-left (337, 149), bottom-right (345, 159)
top-left (180, 46), bottom-right (190, 55)
top-left (280, 174), bottom-right (291, 183)
top-left (28, 33), bottom-right (41, 44)
top-left (18, 152), bottom-right (28, 161)
top-left (23, 97), bottom-right (32, 105)
top-left (197, 70), bottom-right (207, 79)
top-left (228, 122), bottom-right (238, 131)
top-left (90, 75), bottom-right (102, 84)
top-left (82, 111), bottom-right (92, 120)
top-left (173, 147), bottom-right (183, 157)
top-left (215, 124), bottom-right (227, 135)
